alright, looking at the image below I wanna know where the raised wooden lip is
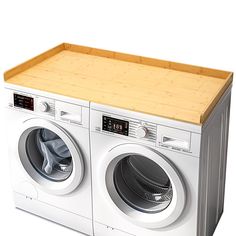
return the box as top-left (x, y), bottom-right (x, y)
top-left (4, 42), bottom-right (233, 124)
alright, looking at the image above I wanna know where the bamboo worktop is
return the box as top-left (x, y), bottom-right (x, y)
top-left (4, 43), bottom-right (233, 124)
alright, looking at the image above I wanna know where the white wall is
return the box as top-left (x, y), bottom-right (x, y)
top-left (0, 0), bottom-right (235, 235)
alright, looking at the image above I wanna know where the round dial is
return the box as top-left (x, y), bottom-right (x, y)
top-left (136, 126), bottom-right (148, 138)
top-left (39, 102), bottom-right (49, 112)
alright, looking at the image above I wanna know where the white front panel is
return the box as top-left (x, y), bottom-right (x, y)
top-left (90, 102), bottom-right (201, 236)
top-left (6, 107), bottom-right (92, 221)
top-left (90, 132), bottom-right (200, 236)
top-left (14, 192), bottom-right (93, 236)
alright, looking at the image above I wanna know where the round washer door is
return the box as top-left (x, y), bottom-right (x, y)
top-left (104, 144), bottom-right (186, 229)
top-left (17, 118), bottom-right (84, 195)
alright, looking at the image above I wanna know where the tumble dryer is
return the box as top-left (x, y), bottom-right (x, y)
top-left (90, 85), bottom-right (231, 236)
top-left (4, 86), bottom-right (93, 236)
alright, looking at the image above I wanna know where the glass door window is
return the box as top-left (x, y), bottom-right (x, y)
top-left (113, 155), bottom-right (173, 213)
top-left (25, 128), bottom-right (73, 182)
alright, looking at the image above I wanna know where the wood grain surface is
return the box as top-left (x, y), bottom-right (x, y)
top-left (4, 43), bottom-right (233, 124)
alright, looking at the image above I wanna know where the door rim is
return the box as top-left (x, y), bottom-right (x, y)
top-left (102, 144), bottom-right (186, 228)
top-left (17, 118), bottom-right (84, 195)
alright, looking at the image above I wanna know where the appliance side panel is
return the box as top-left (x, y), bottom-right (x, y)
top-left (198, 93), bottom-right (231, 236)
top-left (197, 127), bottom-right (209, 236)
top-left (217, 96), bottom-right (231, 219)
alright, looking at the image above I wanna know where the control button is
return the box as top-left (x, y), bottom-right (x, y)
top-left (136, 126), bottom-right (148, 138)
top-left (39, 102), bottom-right (49, 112)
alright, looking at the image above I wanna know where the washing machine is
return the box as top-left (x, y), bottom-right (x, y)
top-left (90, 86), bottom-right (231, 236)
top-left (5, 86), bottom-right (93, 236)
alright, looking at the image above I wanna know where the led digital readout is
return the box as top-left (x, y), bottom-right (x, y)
top-left (102, 116), bottom-right (129, 136)
top-left (14, 94), bottom-right (34, 111)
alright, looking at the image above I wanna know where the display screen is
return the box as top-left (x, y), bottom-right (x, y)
top-left (14, 94), bottom-right (34, 111)
top-left (102, 116), bottom-right (129, 136)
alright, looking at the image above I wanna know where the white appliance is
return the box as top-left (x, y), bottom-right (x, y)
top-left (90, 87), bottom-right (231, 236)
top-left (5, 86), bottom-right (93, 236)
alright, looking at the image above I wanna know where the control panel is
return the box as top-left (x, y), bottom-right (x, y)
top-left (9, 92), bottom-right (56, 117)
top-left (5, 90), bottom-right (88, 127)
top-left (91, 108), bottom-right (200, 156)
top-left (38, 101), bottom-right (49, 112)
top-left (100, 113), bottom-right (157, 143)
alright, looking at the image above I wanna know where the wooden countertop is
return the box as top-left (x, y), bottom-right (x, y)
top-left (4, 43), bottom-right (233, 124)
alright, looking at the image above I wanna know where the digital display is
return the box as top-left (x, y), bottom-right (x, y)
top-left (14, 94), bottom-right (34, 111)
top-left (102, 116), bottom-right (129, 136)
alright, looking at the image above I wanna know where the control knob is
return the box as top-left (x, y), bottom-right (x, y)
top-left (39, 102), bottom-right (49, 112)
top-left (136, 126), bottom-right (148, 138)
